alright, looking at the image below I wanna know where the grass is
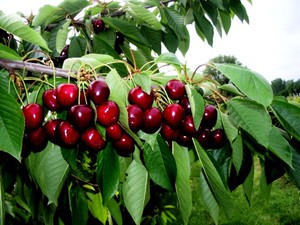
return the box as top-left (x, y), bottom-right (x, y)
top-left (186, 158), bottom-right (300, 225)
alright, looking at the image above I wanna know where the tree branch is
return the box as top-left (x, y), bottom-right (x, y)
top-left (0, 58), bottom-right (72, 78)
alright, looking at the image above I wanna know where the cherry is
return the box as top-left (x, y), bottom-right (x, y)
top-left (44, 119), bottom-right (63, 144)
top-left (79, 89), bottom-right (89, 105)
top-left (162, 103), bottom-right (185, 128)
top-left (92, 19), bottom-right (105, 34)
top-left (22, 103), bottom-right (44, 130)
top-left (68, 105), bottom-right (94, 131)
top-left (106, 123), bottom-right (123, 141)
top-left (142, 107), bottom-right (162, 134)
top-left (179, 96), bottom-right (191, 115)
top-left (165, 79), bottom-right (186, 100)
top-left (42, 89), bottom-right (61, 111)
top-left (57, 121), bottom-right (80, 148)
top-left (177, 133), bottom-right (193, 147)
top-left (56, 83), bottom-right (78, 108)
top-left (81, 127), bottom-right (106, 152)
top-left (197, 128), bottom-right (211, 149)
top-left (201, 105), bottom-right (217, 129)
top-left (113, 133), bottom-right (135, 157)
top-left (210, 129), bottom-right (226, 149)
top-left (96, 100), bottom-right (119, 127)
top-left (114, 32), bottom-right (125, 54)
top-left (128, 86), bottom-right (154, 110)
top-left (59, 45), bottom-right (69, 60)
top-left (26, 126), bottom-right (48, 152)
top-left (88, 79), bottom-right (110, 105)
top-left (160, 123), bottom-right (179, 142)
top-left (182, 115), bottom-right (197, 136)
top-left (127, 104), bottom-right (144, 132)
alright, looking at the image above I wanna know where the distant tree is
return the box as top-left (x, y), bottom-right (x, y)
top-left (271, 78), bottom-right (287, 96)
top-left (203, 55), bottom-right (243, 84)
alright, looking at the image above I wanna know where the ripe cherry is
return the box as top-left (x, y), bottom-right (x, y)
top-left (92, 19), bottom-right (105, 34)
top-left (179, 96), bottom-right (191, 115)
top-left (127, 105), bottom-right (144, 132)
top-left (56, 83), bottom-right (78, 108)
top-left (26, 126), bottom-right (48, 152)
top-left (44, 119), bottom-right (63, 144)
top-left (197, 128), bottom-right (211, 149)
top-left (113, 133), bottom-right (135, 157)
top-left (68, 105), bottom-right (94, 131)
top-left (96, 100), bottom-right (119, 127)
top-left (81, 127), bottom-right (106, 152)
top-left (57, 121), bottom-right (80, 148)
top-left (162, 103), bottom-right (185, 128)
top-left (160, 123), bottom-right (179, 142)
top-left (88, 79), bottom-right (110, 105)
top-left (42, 89), bottom-right (61, 111)
top-left (128, 86), bottom-right (154, 110)
top-left (106, 123), bottom-right (123, 141)
top-left (22, 103), bottom-right (44, 130)
top-left (177, 133), bottom-right (193, 147)
top-left (201, 105), bottom-right (217, 129)
top-left (59, 45), bottom-right (69, 61)
top-left (165, 79), bottom-right (186, 100)
top-left (142, 107), bottom-right (162, 134)
top-left (182, 115), bottom-right (197, 136)
top-left (210, 129), bottom-right (226, 149)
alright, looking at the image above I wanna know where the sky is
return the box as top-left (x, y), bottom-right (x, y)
top-left (1, 0), bottom-right (300, 82)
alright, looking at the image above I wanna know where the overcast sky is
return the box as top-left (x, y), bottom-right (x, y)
top-left (1, 0), bottom-right (300, 82)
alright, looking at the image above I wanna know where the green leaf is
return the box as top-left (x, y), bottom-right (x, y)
top-left (193, 139), bottom-right (234, 219)
top-left (0, 11), bottom-right (50, 51)
top-left (123, 160), bottom-right (149, 225)
top-left (155, 52), bottom-right (182, 66)
top-left (268, 126), bottom-right (293, 168)
top-left (144, 136), bottom-right (177, 191)
top-left (26, 143), bottom-right (69, 205)
top-left (132, 72), bottom-right (152, 94)
top-left (107, 198), bottom-right (123, 225)
top-left (242, 161), bottom-right (254, 205)
top-left (69, 184), bottom-right (88, 225)
top-left (58, 0), bottom-right (90, 14)
top-left (228, 98), bottom-right (272, 148)
top-left (69, 36), bottom-right (87, 58)
top-left (0, 43), bottom-right (21, 60)
top-left (287, 144), bottom-right (300, 189)
top-left (141, 26), bottom-right (162, 54)
top-left (126, 2), bottom-right (161, 30)
top-left (97, 143), bottom-right (120, 205)
top-left (48, 20), bottom-right (71, 56)
top-left (218, 10), bottom-right (231, 34)
top-left (185, 84), bottom-right (204, 130)
top-left (162, 24), bottom-right (178, 53)
top-left (0, 85), bottom-right (24, 161)
top-left (271, 99), bottom-right (300, 141)
top-left (215, 64), bottom-right (273, 107)
top-left (32, 5), bottom-right (60, 27)
top-left (173, 142), bottom-right (192, 225)
top-left (193, 12), bottom-right (214, 46)
top-left (87, 192), bottom-right (108, 224)
top-left (0, 174), bottom-right (5, 225)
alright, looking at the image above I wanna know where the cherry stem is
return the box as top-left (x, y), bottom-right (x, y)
top-left (10, 75), bottom-right (25, 106)
top-left (191, 63), bottom-right (207, 81)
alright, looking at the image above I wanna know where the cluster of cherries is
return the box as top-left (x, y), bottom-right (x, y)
top-left (21, 78), bottom-right (225, 157)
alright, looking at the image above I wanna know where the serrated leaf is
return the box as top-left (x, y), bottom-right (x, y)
top-left (228, 98), bottom-right (272, 148)
top-left (193, 139), bottom-right (233, 219)
top-left (162, 24), bottom-right (178, 53)
top-left (26, 143), bottom-right (69, 205)
top-left (0, 85), bottom-right (24, 161)
top-left (126, 2), bottom-right (161, 30)
top-left (97, 143), bottom-right (120, 205)
top-left (215, 64), bottom-right (273, 107)
top-left (141, 25), bottom-right (162, 54)
top-left (271, 99), bottom-right (300, 141)
top-left (173, 142), bottom-right (192, 225)
top-left (107, 198), bottom-right (123, 225)
top-left (58, 0), bottom-right (90, 14)
top-left (132, 72), bottom-right (152, 94)
top-left (218, 10), bottom-right (231, 34)
top-left (87, 192), bottom-right (108, 224)
top-left (48, 20), bottom-right (70, 56)
top-left (0, 11), bottom-right (50, 51)
top-left (32, 5), bottom-right (60, 27)
top-left (185, 84), bottom-right (204, 130)
top-left (287, 145), bottom-right (300, 189)
top-left (193, 12), bottom-right (214, 46)
top-left (155, 52), bottom-right (182, 66)
top-left (123, 160), bottom-right (149, 225)
top-left (69, 185), bottom-right (88, 225)
top-left (144, 136), bottom-right (177, 191)
top-left (69, 36), bottom-right (87, 57)
top-left (0, 43), bottom-right (21, 60)
top-left (219, 83), bottom-right (243, 96)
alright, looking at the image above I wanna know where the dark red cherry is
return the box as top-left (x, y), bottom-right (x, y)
top-left (88, 79), bottom-right (110, 105)
top-left (179, 96), bottom-right (191, 115)
top-left (201, 105), bottom-right (217, 129)
top-left (96, 100), bottom-right (119, 127)
top-left (160, 123), bottom-right (179, 142)
top-left (106, 123), bottom-right (123, 141)
top-left (162, 103), bottom-right (185, 128)
top-left (142, 107), bottom-right (162, 134)
top-left (197, 128), bottom-right (211, 149)
top-left (56, 83), bottom-right (78, 108)
top-left (113, 133), bottom-right (135, 157)
top-left (128, 86), bottom-right (154, 110)
top-left (182, 115), bottom-right (197, 136)
top-left (57, 121), bottom-right (80, 148)
top-left (210, 129), bottom-right (226, 149)
top-left (165, 79), bottom-right (186, 100)
top-left (42, 89), bottom-right (61, 111)
top-left (26, 126), bottom-right (48, 152)
top-left (68, 105), bottom-right (94, 131)
top-left (22, 103), bottom-right (44, 130)
top-left (81, 127), bottom-right (106, 152)
top-left (59, 45), bottom-right (69, 60)
top-left (44, 119), bottom-right (63, 143)
top-left (79, 89), bottom-right (89, 105)
top-left (92, 19), bottom-right (105, 34)
top-left (127, 105), bottom-right (144, 132)
top-left (177, 133), bottom-right (193, 147)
